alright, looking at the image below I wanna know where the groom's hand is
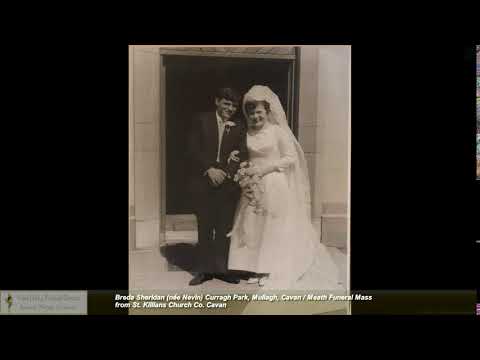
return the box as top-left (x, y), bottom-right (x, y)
top-left (206, 168), bottom-right (227, 186)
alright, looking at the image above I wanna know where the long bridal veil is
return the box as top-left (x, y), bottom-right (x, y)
top-left (242, 86), bottom-right (345, 291)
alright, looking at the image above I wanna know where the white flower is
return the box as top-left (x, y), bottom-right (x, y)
top-left (227, 150), bottom-right (240, 164)
top-left (224, 121), bottom-right (236, 134)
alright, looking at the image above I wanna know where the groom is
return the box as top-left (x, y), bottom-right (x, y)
top-left (187, 87), bottom-right (248, 286)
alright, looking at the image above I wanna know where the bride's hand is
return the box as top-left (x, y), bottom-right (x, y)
top-left (256, 165), bottom-right (277, 177)
top-left (245, 166), bottom-right (260, 177)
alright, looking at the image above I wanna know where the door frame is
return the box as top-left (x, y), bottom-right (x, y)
top-left (157, 47), bottom-right (301, 247)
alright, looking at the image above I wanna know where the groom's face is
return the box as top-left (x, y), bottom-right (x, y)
top-left (215, 98), bottom-right (238, 121)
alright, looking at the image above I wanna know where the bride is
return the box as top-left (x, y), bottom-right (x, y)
top-left (227, 85), bottom-right (344, 291)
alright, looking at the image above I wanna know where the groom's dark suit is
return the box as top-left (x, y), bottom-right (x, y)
top-left (187, 112), bottom-right (248, 275)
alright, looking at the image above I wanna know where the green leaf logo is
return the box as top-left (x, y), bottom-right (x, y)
top-left (6, 294), bottom-right (13, 312)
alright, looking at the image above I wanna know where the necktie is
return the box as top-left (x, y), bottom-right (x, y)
top-left (217, 120), bottom-right (225, 162)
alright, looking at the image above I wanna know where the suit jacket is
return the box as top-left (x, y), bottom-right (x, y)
top-left (187, 111), bottom-right (248, 203)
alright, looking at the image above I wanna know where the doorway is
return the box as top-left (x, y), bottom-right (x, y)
top-left (164, 55), bottom-right (296, 216)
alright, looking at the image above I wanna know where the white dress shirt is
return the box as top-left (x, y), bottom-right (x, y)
top-left (216, 111), bottom-right (226, 163)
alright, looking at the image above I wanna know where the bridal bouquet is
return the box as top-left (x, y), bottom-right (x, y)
top-left (233, 161), bottom-right (266, 215)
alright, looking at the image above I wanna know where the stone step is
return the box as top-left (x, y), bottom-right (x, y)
top-left (165, 214), bottom-right (197, 231)
top-left (321, 215), bottom-right (347, 249)
top-left (165, 230), bottom-right (198, 245)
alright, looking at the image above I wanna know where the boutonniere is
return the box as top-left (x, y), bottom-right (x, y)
top-left (227, 150), bottom-right (240, 164)
top-left (224, 121), bottom-right (236, 134)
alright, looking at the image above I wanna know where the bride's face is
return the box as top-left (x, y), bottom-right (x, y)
top-left (247, 103), bottom-right (268, 131)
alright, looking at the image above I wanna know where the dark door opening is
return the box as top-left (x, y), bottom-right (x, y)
top-left (165, 55), bottom-right (294, 215)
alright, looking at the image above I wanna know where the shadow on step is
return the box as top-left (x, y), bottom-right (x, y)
top-left (159, 244), bottom-right (254, 281)
top-left (160, 243), bottom-right (198, 274)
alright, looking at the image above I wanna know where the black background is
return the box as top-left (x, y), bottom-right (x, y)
top-left (351, 43), bottom-right (477, 290)
top-left (1, 29), bottom-right (478, 317)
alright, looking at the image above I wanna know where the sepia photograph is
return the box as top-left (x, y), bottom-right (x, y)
top-left (128, 45), bottom-right (351, 314)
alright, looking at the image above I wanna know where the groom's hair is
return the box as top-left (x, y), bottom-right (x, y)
top-left (215, 87), bottom-right (240, 105)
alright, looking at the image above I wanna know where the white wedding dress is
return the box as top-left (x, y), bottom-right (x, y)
top-left (228, 122), bottom-right (344, 291)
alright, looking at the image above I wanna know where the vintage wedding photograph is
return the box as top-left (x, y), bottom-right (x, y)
top-left (128, 45), bottom-right (351, 314)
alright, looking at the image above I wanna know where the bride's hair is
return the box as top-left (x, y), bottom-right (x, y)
top-left (244, 100), bottom-right (271, 115)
